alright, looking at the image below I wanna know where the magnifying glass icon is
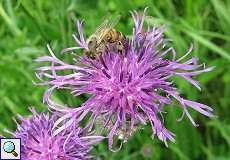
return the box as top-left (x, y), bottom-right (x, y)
top-left (3, 141), bottom-right (18, 157)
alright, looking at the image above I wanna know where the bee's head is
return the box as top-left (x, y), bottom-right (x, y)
top-left (87, 37), bottom-right (97, 52)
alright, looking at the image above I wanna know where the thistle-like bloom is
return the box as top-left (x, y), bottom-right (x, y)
top-left (36, 8), bottom-right (214, 150)
top-left (8, 108), bottom-right (103, 160)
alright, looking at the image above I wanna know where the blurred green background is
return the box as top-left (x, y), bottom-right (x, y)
top-left (0, 0), bottom-right (230, 159)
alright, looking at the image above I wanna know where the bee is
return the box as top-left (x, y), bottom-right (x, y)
top-left (84, 16), bottom-right (125, 59)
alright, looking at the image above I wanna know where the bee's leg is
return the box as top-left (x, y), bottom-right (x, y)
top-left (84, 50), bottom-right (90, 58)
top-left (104, 43), bottom-right (109, 53)
top-left (90, 52), bottom-right (96, 59)
top-left (85, 50), bottom-right (96, 60)
top-left (117, 41), bottom-right (124, 56)
top-left (98, 42), bottom-right (108, 56)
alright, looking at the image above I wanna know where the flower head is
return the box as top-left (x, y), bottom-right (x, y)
top-left (9, 108), bottom-right (103, 160)
top-left (36, 8), bottom-right (214, 151)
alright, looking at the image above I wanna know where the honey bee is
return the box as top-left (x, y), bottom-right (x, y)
top-left (84, 16), bottom-right (125, 59)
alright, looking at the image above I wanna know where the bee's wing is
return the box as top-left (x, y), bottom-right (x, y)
top-left (94, 19), bottom-right (109, 36)
top-left (86, 19), bottom-right (108, 44)
top-left (94, 15), bottom-right (121, 35)
top-left (106, 15), bottom-right (121, 29)
top-left (92, 15), bottom-right (121, 43)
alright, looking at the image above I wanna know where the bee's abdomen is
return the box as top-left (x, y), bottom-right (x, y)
top-left (105, 29), bottom-right (114, 42)
top-left (102, 28), bottom-right (125, 46)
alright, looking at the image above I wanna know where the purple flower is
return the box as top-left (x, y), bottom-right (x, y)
top-left (35, 8), bottom-right (214, 151)
top-left (7, 108), bottom-right (103, 160)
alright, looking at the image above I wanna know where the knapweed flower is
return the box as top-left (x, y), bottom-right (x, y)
top-left (35, 8), bottom-right (214, 151)
top-left (7, 108), bottom-right (103, 160)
